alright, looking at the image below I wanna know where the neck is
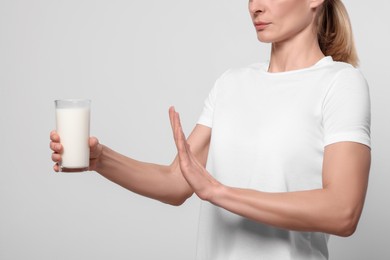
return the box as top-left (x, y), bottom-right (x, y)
top-left (268, 25), bottom-right (325, 73)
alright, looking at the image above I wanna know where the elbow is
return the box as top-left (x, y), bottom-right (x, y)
top-left (161, 190), bottom-right (193, 206)
top-left (165, 196), bottom-right (188, 206)
top-left (332, 208), bottom-right (361, 237)
top-left (334, 221), bottom-right (357, 237)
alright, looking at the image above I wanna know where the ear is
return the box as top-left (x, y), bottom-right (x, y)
top-left (309, 0), bottom-right (325, 9)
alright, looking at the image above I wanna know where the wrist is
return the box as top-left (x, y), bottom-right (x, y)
top-left (207, 181), bottom-right (228, 205)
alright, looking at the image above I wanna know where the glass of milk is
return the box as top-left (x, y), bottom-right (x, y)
top-left (55, 99), bottom-right (91, 172)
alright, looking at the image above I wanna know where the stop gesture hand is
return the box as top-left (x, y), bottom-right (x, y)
top-left (169, 107), bottom-right (222, 201)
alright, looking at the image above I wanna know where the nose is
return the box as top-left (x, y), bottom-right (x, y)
top-left (248, 0), bottom-right (264, 17)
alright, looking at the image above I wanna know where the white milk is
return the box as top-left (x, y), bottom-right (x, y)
top-left (56, 107), bottom-right (90, 170)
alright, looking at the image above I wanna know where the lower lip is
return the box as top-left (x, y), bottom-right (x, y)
top-left (255, 24), bottom-right (270, 30)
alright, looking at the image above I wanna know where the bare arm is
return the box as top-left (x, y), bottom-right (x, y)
top-left (210, 142), bottom-right (370, 236)
top-left (172, 109), bottom-right (370, 236)
top-left (94, 123), bottom-right (211, 206)
top-left (50, 107), bottom-right (211, 206)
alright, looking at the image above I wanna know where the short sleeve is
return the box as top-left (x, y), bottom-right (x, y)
top-left (322, 68), bottom-right (371, 148)
top-left (197, 74), bottom-right (224, 128)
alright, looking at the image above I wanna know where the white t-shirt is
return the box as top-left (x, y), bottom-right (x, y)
top-left (196, 56), bottom-right (371, 260)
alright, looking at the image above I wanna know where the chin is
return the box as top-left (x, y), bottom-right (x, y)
top-left (255, 31), bottom-right (277, 43)
top-left (256, 31), bottom-right (289, 44)
top-left (256, 35), bottom-right (273, 43)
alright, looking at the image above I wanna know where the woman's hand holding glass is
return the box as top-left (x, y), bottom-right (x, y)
top-left (50, 130), bottom-right (103, 172)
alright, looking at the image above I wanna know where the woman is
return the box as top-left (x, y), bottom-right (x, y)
top-left (50, 0), bottom-right (371, 259)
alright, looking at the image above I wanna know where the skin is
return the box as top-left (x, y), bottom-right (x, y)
top-left (50, 0), bottom-right (371, 236)
top-left (249, 0), bottom-right (326, 72)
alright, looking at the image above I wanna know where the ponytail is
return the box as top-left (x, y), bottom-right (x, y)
top-left (317, 0), bottom-right (359, 67)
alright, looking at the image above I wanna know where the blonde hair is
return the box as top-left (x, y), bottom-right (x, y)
top-left (317, 0), bottom-right (359, 67)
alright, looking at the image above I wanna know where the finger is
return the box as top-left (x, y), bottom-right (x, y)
top-left (173, 111), bottom-right (183, 146)
top-left (172, 109), bottom-right (182, 146)
top-left (51, 152), bottom-right (62, 163)
top-left (53, 163), bottom-right (60, 172)
top-left (174, 112), bottom-right (191, 164)
top-left (50, 130), bottom-right (60, 142)
top-left (89, 136), bottom-right (99, 148)
top-left (168, 106), bottom-right (176, 131)
top-left (171, 110), bottom-right (193, 167)
top-left (169, 107), bottom-right (181, 146)
top-left (50, 141), bottom-right (62, 153)
top-left (89, 137), bottom-right (102, 159)
top-left (173, 112), bottom-right (198, 164)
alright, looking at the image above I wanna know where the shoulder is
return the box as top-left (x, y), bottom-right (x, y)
top-left (323, 60), bottom-right (367, 84)
top-left (312, 60), bottom-right (369, 98)
top-left (322, 62), bottom-right (370, 114)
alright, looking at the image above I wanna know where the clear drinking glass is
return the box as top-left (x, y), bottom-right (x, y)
top-left (55, 99), bottom-right (91, 172)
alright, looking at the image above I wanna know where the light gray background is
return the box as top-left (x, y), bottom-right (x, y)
top-left (0, 0), bottom-right (389, 259)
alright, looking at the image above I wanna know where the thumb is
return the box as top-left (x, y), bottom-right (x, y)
top-left (89, 137), bottom-right (102, 159)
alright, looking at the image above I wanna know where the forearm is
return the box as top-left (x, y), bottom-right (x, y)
top-left (170, 112), bottom-right (362, 234)
top-left (211, 186), bottom-right (363, 236)
top-left (96, 145), bottom-right (193, 205)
